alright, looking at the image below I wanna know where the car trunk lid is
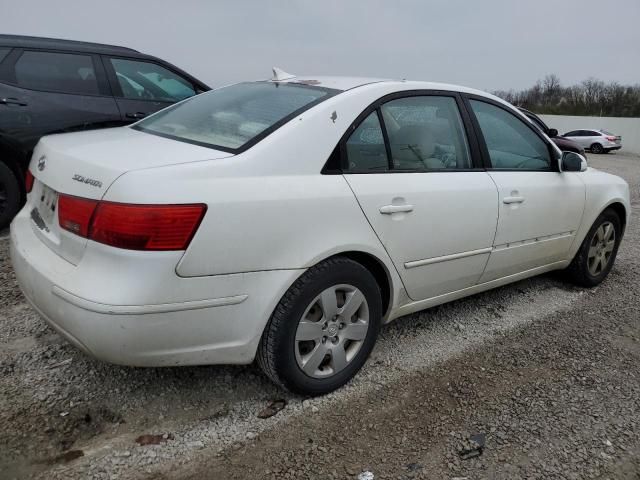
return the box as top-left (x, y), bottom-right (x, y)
top-left (27, 127), bottom-right (231, 265)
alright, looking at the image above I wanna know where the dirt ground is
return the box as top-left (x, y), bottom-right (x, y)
top-left (1, 152), bottom-right (639, 480)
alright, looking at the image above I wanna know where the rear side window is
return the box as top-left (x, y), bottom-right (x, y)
top-left (345, 111), bottom-right (388, 171)
top-left (381, 96), bottom-right (471, 170)
top-left (14, 51), bottom-right (99, 95)
top-left (0, 47), bottom-right (10, 64)
top-left (134, 82), bottom-right (336, 152)
top-left (470, 100), bottom-right (551, 170)
top-left (110, 58), bottom-right (195, 102)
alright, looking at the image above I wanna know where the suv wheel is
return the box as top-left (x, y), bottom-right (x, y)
top-left (257, 257), bottom-right (382, 396)
top-left (0, 162), bottom-right (21, 230)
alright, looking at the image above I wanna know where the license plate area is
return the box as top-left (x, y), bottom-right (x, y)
top-left (37, 184), bottom-right (58, 229)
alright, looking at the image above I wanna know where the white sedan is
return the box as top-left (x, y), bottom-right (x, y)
top-left (10, 71), bottom-right (630, 395)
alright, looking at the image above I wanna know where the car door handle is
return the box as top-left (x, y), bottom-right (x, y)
top-left (0, 97), bottom-right (28, 106)
top-left (503, 196), bottom-right (525, 204)
top-left (379, 204), bottom-right (414, 214)
top-left (125, 112), bottom-right (147, 119)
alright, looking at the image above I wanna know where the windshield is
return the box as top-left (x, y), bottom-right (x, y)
top-left (133, 82), bottom-right (338, 152)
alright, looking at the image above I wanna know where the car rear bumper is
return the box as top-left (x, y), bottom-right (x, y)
top-left (10, 208), bottom-right (303, 366)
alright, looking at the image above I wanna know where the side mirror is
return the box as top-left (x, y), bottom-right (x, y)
top-left (562, 151), bottom-right (588, 172)
top-left (548, 128), bottom-right (558, 137)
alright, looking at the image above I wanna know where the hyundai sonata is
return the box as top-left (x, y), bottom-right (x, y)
top-left (10, 70), bottom-right (630, 395)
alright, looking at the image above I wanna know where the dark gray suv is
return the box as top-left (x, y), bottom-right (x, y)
top-left (0, 34), bottom-right (210, 229)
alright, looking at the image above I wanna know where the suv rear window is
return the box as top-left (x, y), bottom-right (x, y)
top-left (15, 51), bottom-right (99, 95)
top-left (133, 82), bottom-right (337, 152)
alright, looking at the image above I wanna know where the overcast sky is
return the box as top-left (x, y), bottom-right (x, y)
top-left (1, 0), bottom-right (638, 92)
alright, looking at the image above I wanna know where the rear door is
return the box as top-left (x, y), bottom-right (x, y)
top-left (0, 48), bottom-right (121, 161)
top-left (465, 97), bottom-right (585, 282)
top-left (103, 56), bottom-right (199, 122)
top-left (342, 92), bottom-right (499, 301)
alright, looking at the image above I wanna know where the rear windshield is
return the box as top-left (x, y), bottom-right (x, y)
top-left (132, 82), bottom-right (338, 152)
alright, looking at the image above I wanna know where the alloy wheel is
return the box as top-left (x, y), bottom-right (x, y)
top-left (294, 284), bottom-right (370, 378)
top-left (587, 221), bottom-right (616, 276)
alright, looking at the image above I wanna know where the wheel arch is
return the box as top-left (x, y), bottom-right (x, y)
top-left (337, 250), bottom-right (394, 320)
top-left (0, 142), bottom-right (27, 202)
top-left (604, 201), bottom-right (627, 235)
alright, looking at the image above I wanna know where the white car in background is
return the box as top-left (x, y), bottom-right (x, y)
top-left (562, 129), bottom-right (622, 154)
top-left (10, 70), bottom-right (630, 395)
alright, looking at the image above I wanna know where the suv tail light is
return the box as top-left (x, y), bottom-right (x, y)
top-left (58, 194), bottom-right (206, 251)
top-left (25, 170), bottom-right (35, 193)
top-left (605, 135), bottom-right (617, 141)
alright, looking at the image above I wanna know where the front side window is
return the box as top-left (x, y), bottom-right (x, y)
top-left (110, 58), bottom-right (196, 102)
top-left (564, 130), bottom-right (580, 137)
top-left (14, 51), bottom-right (99, 95)
top-left (470, 100), bottom-right (551, 170)
top-left (134, 82), bottom-right (335, 151)
top-left (381, 96), bottom-right (471, 170)
top-left (344, 111), bottom-right (388, 172)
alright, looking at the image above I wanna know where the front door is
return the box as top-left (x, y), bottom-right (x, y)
top-left (342, 93), bottom-right (499, 301)
top-left (466, 98), bottom-right (585, 282)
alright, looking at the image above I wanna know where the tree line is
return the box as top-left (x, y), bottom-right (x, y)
top-left (494, 75), bottom-right (640, 117)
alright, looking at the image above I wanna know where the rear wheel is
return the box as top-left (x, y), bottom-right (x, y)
top-left (0, 162), bottom-right (21, 230)
top-left (257, 257), bottom-right (382, 396)
top-left (564, 209), bottom-right (622, 287)
top-left (590, 143), bottom-right (604, 154)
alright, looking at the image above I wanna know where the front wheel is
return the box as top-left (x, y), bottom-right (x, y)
top-left (257, 257), bottom-right (382, 396)
top-left (590, 143), bottom-right (604, 154)
top-left (564, 209), bottom-right (622, 287)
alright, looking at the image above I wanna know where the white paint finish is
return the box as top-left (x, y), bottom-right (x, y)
top-left (404, 247), bottom-right (493, 269)
top-left (52, 286), bottom-right (248, 315)
top-left (344, 171), bottom-right (498, 300)
top-left (10, 210), bottom-right (304, 365)
top-left (540, 114), bottom-right (640, 154)
top-left (174, 174), bottom-right (393, 276)
top-left (481, 170), bottom-right (586, 281)
top-left (10, 78), bottom-right (631, 368)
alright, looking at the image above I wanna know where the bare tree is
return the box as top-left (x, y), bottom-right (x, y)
top-left (493, 75), bottom-right (640, 117)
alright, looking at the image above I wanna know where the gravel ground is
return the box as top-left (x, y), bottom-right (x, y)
top-left (1, 152), bottom-right (639, 479)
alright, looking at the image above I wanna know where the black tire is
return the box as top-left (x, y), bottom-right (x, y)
top-left (0, 162), bottom-right (22, 230)
top-left (257, 256), bottom-right (382, 396)
top-left (564, 209), bottom-right (622, 287)
top-left (590, 143), bottom-right (604, 154)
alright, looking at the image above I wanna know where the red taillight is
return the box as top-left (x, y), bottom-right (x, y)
top-left (58, 195), bottom-right (98, 238)
top-left (90, 202), bottom-right (206, 251)
top-left (25, 170), bottom-right (35, 193)
top-left (606, 135), bottom-right (616, 141)
top-left (58, 195), bottom-right (206, 251)
top-left (58, 194), bottom-right (206, 251)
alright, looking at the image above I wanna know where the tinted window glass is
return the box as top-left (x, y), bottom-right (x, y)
top-left (345, 111), bottom-right (388, 172)
top-left (564, 130), bottom-right (580, 137)
top-left (381, 96), bottom-right (471, 170)
top-left (135, 82), bottom-right (334, 151)
top-left (110, 58), bottom-right (195, 102)
top-left (0, 47), bottom-right (10, 64)
top-left (586, 130), bottom-right (600, 136)
top-left (470, 100), bottom-right (551, 170)
top-left (15, 51), bottom-right (99, 95)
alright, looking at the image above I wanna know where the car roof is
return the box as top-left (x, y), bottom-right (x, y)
top-left (0, 34), bottom-right (147, 58)
top-left (273, 75), bottom-right (504, 100)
